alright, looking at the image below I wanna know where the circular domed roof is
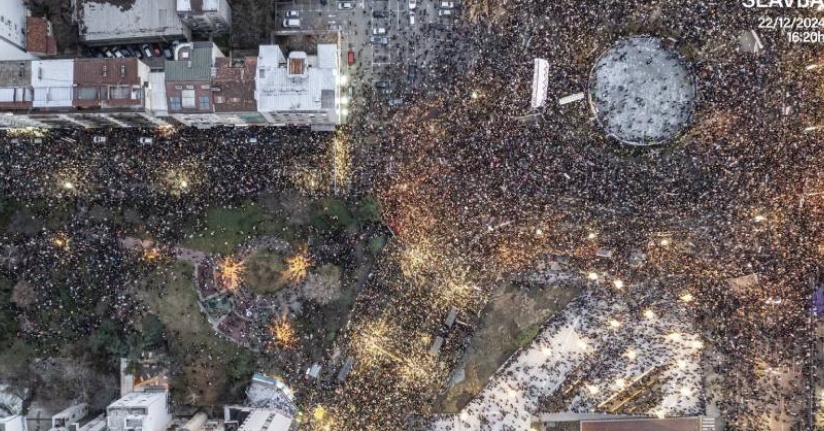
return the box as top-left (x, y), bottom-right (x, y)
top-left (589, 36), bottom-right (696, 146)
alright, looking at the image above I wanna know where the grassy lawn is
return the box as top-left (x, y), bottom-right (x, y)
top-left (182, 202), bottom-right (285, 255)
top-left (137, 262), bottom-right (254, 405)
top-left (244, 249), bottom-right (288, 295)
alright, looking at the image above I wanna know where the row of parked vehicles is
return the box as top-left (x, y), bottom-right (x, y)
top-left (85, 41), bottom-right (183, 61)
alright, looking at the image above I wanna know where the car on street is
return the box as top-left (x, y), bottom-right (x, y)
top-left (371, 36), bottom-right (389, 44)
top-left (409, 11), bottom-right (415, 25)
top-left (375, 81), bottom-right (390, 89)
top-left (440, 1), bottom-right (454, 7)
top-left (347, 50), bottom-right (356, 65)
top-left (283, 18), bottom-right (301, 28)
top-left (438, 9), bottom-right (453, 16)
top-left (372, 10), bottom-right (388, 18)
top-left (245, 137), bottom-right (258, 144)
top-left (409, 0), bottom-right (416, 9)
top-left (372, 27), bottom-right (387, 35)
top-left (93, 136), bottom-right (107, 144)
top-left (286, 10), bottom-right (300, 17)
top-left (338, 1), bottom-right (354, 8)
top-left (388, 98), bottom-right (405, 106)
top-left (139, 137), bottom-right (153, 144)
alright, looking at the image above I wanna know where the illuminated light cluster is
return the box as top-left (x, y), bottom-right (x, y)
top-left (285, 248), bottom-right (312, 282)
top-left (217, 257), bottom-right (245, 291)
top-left (271, 316), bottom-right (296, 348)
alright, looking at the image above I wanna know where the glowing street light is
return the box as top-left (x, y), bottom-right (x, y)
top-left (612, 279), bottom-right (624, 289)
top-left (62, 181), bottom-right (75, 190)
top-left (680, 293), bottom-right (694, 303)
top-left (615, 378), bottom-right (626, 389)
top-left (626, 349), bottom-right (637, 360)
top-left (608, 319), bottom-right (621, 328)
top-left (753, 214), bottom-right (767, 223)
top-left (587, 272), bottom-right (599, 281)
top-left (660, 238), bottom-right (671, 246)
top-left (586, 384), bottom-right (599, 395)
top-left (643, 309), bottom-right (655, 319)
top-left (804, 125), bottom-right (821, 133)
top-left (587, 232), bottom-right (597, 240)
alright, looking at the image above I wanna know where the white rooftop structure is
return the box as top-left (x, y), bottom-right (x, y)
top-left (0, 0), bottom-right (36, 61)
top-left (79, 0), bottom-right (189, 45)
top-left (31, 59), bottom-right (74, 108)
top-left (255, 44), bottom-right (339, 125)
top-left (107, 392), bottom-right (171, 431)
top-left (177, 0), bottom-right (222, 11)
top-left (0, 415), bottom-right (25, 431)
top-left (237, 410), bottom-right (291, 431)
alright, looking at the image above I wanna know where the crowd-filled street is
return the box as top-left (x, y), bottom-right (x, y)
top-left (2, 0), bottom-right (824, 431)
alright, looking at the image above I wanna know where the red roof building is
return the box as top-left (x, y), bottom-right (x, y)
top-left (73, 58), bottom-right (151, 110)
top-left (25, 17), bottom-right (57, 57)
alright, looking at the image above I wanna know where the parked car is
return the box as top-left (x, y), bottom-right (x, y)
top-left (409, 11), bottom-right (416, 25)
top-left (245, 137), bottom-right (258, 144)
top-left (438, 9), bottom-right (453, 16)
top-left (93, 136), bottom-right (107, 144)
top-left (375, 81), bottom-right (390, 89)
top-left (151, 44), bottom-right (162, 57)
top-left (283, 18), bottom-right (301, 28)
top-left (139, 137), bottom-right (153, 144)
top-left (409, 0), bottom-right (416, 9)
top-left (163, 48), bottom-right (173, 59)
top-left (286, 10), bottom-right (300, 17)
top-left (439, 1), bottom-right (454, 7)
top-left (372, 10), bottom-right (388, 18)
top-left (371, 36), bottom-right (389, 44)
top-left (372, 27), bottom-right (387, 35)
top-left (347, 50), bottom-right (356, 65)
top-left (103, 48), bottom-right (114, 58)
top-left (141, 44), bottom-right (154, 58)
top-left (132, 45), bottom-right (143, 59)
top-left (388, 98), bottom-right (405, 106)
top-left (338, 2), bottom-right (354, 9)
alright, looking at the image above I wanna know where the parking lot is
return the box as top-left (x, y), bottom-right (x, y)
top-left (273, 0), bottom-right (460, 99)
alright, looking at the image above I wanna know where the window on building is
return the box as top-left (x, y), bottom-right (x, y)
top-left (110, 86), bottom-right (130, 99)
top-left (102, 65), bottom-right (108, 77)
top-left (169, 97), bottom-right (182, 110)
top-left (174, 85), bottom-right (183, 90)
top-left (200, 84), bottom-right (210, 90)
top-left (215, 96), bottom-right (225, 104)
top-left (199, 96), bottom-right (210, 110)
top-left (181, 90), bottom-right (196, 108)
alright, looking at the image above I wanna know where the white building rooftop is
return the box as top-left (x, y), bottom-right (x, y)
top-left (108, 392), bottom-right (166, 409)
top-left (79, 0), bottom-right (188, 44)
top-left (237, 410), bottom-right (291, 431)
top-left (255, 45), bottom-right (337, 115)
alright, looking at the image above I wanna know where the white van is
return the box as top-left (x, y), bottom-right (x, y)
top-left (283, 19), bottom-right (301, 28)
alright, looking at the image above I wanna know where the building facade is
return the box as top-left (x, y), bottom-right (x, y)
top-left (0, 41), bottom-right (343, 130)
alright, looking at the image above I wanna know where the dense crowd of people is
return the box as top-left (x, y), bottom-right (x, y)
top-left (2, 0), bottom-right (824, 430)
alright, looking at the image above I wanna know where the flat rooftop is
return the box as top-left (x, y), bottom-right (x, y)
top-left (79, 0), bottom-right (188, 43)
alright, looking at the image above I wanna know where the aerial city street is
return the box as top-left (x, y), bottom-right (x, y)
top-left (0, 1), bottom-right (823, 431)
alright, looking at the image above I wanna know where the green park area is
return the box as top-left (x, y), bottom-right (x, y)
top-left (137, 262), bottom-right (255, 404)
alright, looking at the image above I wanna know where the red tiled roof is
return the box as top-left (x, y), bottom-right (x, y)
top-left (26, 17), bottom-right (57, 56)
top-left (580, 418), bottom-right (702, 431)
top-left (74, 58), bottom-right (142, 85)
top-left (212, 57), bottom-right (257, 112)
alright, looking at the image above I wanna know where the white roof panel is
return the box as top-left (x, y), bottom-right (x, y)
top-left (81, 0), bottom-right (187, 43)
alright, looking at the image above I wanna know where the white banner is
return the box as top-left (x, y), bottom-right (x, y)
top-left (531, 58), bottom-right (549, 109)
